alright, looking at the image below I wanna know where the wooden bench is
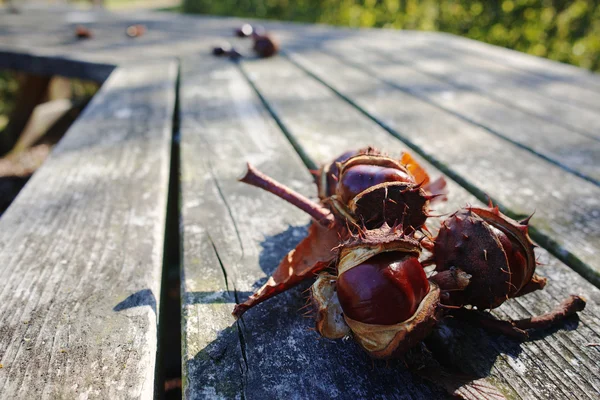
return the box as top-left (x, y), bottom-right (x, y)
top-left (1, 6), bottom-right (599, 399)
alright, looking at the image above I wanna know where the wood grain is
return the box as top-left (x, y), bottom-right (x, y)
top-left (367, 37), bottom-right (600, 142)
top-left (347, 43), bottom-right (600, 184)
top-left (239, 54), bottom-right (600, 400)
top-left (426, 32), bottom-right (600, 94)
top-left (0, 61), bottom-right (176, 398)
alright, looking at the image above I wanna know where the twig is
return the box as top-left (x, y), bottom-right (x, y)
top-left (512, 295), bottom-right (586, 330)
top-left (240, 163), bottom-right (335, 226)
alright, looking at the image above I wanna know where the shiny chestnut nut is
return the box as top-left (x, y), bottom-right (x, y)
top-left (432, 206), bottom-right (545, 309)
top-left (315, 149), bottom-right (361, 199)
top-left (337, 251), bottom-right (428, 325)
top-left (338, 165), bottom-right (413, 205)
top-left (253, 34), bottom-right (279, 58)
top-left (329, 153), bottom-right (429, 231)
top-left (313, 226), bottom-right (441, 359)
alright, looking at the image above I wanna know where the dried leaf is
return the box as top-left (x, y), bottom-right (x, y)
top-left (233, 222), bottom-right (340, 318)
top-left (401, 151), bottom-right (430, 186)
top-left (401, 151), bottom-right (447, 204)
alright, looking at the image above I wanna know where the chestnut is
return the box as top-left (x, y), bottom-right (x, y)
top-left (253, 34), bottom-right (279, 58)
top-left (316, 149), bottom-right (361, 199)
top-left (75, 25), bottom-right (92, 39)
top-left (312, 225), bottom-right (441, 359)
top-left (329, 153), bottom-right (429, 230)
top-left (337, 165), bottom-right (413, 205)
top-left (337, 251), bottom-right (428, 325)
top-left (433, 206), bottom-right (545, 309)
top-left (235, 23), bottom-right (254, 37)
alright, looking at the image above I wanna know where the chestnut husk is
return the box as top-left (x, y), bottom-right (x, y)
top-left (326, 153), bottom-right (430, 231)
top-left (432, 206), bottom-right (545, 309)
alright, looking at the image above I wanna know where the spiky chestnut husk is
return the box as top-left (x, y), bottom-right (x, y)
top-left (328, 153), bottom-right (429, 230)
top-left (433, 206), bottom-right (545, 309)
top-left (312, 225), bottom-right (441, 359)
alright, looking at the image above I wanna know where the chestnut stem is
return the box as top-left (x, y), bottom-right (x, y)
top-left (430, 268), bottom-right (471, 292)
top-left (512, 295), bottom-right (586, 330)
top-left (450, 295), bottom-right (586, 340)
top-left (240, 163), bottom-right (335, 226)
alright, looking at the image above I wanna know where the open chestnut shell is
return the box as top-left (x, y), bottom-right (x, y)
top-left (327, 153), bottom-right (429, 231)
top-left (312, 226), bottom-right (441, 359)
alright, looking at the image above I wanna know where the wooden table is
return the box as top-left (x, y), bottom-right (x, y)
top-left (1, 6), bottom-right (599, 399)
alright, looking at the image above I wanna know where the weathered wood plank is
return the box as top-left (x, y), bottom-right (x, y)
top-left (285, 48), bottom-right (600, 285)
top-left (0, 8), bottom-right (244, 80)
top-left (0, 61), bottom-right (176, 398)
top-left (239, 54), bottom-right (600, 400)
top-left (427, 32), bottom-right (600, 94)
top-left (370, 32), bottom-right (600, 112)
top-left (362, 37), bottom-right (600, 141)
top-left (180, 56), bottom-right (447, 399)
top-left (331, 44), bottom-right (600, 184)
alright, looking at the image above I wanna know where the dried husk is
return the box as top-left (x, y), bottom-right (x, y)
top-left (337, 226), bottom-right (421, 276)
top-left (344, 283), bottom-right (441, 359)
top-left (433, 206), bottom-right (543, 309)
top-left (311, 273), bottom-right (351, 339)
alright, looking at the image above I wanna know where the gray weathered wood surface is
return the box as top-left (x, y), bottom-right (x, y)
top-left (237, 53), bottom-right (600, 400)
top-left (1, 5), bottom-right (600, 400)
top-left (0, 61), bottom-right (176, 398)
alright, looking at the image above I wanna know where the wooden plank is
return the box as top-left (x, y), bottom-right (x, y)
top-left (320, 43), bottom-right (600, 185)
top-left (239, 54), bottom-right (600, 400)
top-left (427, 32), bottom-right (600, 94)
top-left (357, 35), bottom-right (600, 141)
top-left (0, 7), bottom-right (245, 80)
top-left (370, 32), bottom-right (600, 113)
top-left (0, 61), bottom-right (176, 398)
top-left (285, 48), bottom-right (600, 285)
top-left (179, 56), bottom-right (447, 399)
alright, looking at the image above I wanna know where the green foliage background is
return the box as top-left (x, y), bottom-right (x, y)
top-left (183, 0), bottom-right (600, 72)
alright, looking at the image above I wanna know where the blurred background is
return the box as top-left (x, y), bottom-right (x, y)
top-left (183, 0), bottom-right (600, 72)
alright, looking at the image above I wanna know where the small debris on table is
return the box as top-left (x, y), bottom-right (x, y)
top-left (126, 24), bottom-right (146, 38)
top-left (75, 25), bottom-right (92, 39)
top-left (235, 23), bottom-right (254, 38)
top-left (253, 33), bottom-right (279, 58)
top-left (212, 42), bottom-right (242, 59)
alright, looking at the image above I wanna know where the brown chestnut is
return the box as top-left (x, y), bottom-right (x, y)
top-left (337, 251), bottom-right (429, 325)
top-left (433, 206), bottom-right (544, 309)
top-left (337, 165), bottom-right (413, 205)
top-left (253, 34), bottom-right (279, 58)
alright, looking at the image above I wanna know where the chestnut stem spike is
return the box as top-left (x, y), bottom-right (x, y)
top-left (240, 163), bottom-right (335, 226)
